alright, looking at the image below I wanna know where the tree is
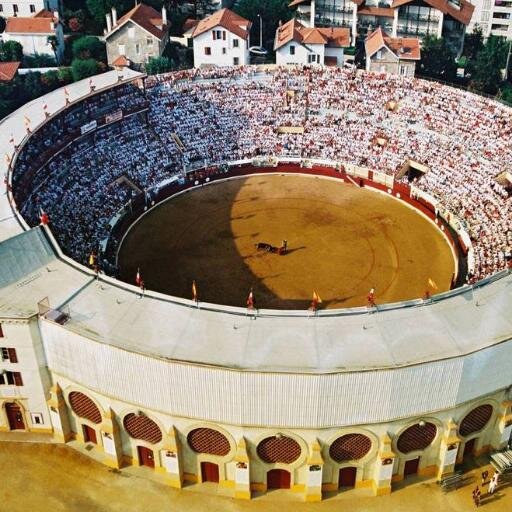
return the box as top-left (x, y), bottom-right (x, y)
top-left (47, 35), bottom-right (60, 64)
top-left (40, 70), bottom-right (60, 91)
top-left (85, 0), bottom-right (132, 24)
top-left (470, 36), bottom-right (509, 94)
top-left (0, 40), bottom-right (23, 62)
top-left (417, 36), bottom-right (457, 82)
top-left (71, 57), bottom-right (100, 81)
top-left (72, 36), bottom-right (106, 62)
top-left (234, 0), bottom-right (292, 51)
top-left (22, 72), bottom-right (44, 100)
top-left (68, 16), bottom-right (84, 33)
top-left (146, 56), bottom-right (175, 74)
top-left (58, 67), bottom-right (73, 84)
top-left (463, 26), bottom-right (484, 60)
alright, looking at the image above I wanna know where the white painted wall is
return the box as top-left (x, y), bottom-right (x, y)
top-left (193, 28), bottom-right (249, 67)
top-left (0, 319), bottom-right (52, 432)
top-left (0, 0), bottom-right (60, 17)
top-left (2, 23), bottom-right (64, 60)
top-left (276, 41), bottom-right (329, 66)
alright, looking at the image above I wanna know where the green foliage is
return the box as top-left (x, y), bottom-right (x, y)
top-left (145, 56), bottom-right (175, 74)
top-left (168, 10), bottom-right (188, 37)
top-left (22, 72), bottom-right (44, 100)
top-left (23, 53), bottom-right (57, 68)
top-left (72, 36), bottom-right (106, 62)
top-left (58, 67), bottom-right (73, 84)
top-left (85, 0), bottom-right (132, 24)
top-left (71, 57), bottom-right (100, 81)
top-left (0, 41), bottom-right (24, 62)
top-left (470, 36), bottom-right (508, 94)
top-left (418, 36), bottom-right (457, 81)
top-left (234, 0), bottom-right (292, 50)
top-left (463, 26), bottom-right (484, 60)
top-left (500, 83), bottom-right (512, 104)
top-left (40, 70), bottom-right (60, 91)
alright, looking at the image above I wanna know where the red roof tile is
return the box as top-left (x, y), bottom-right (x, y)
top-left (107, 3), bottom-right (169, 41)
top-left (112, 55), bottom-right (130, 67)
top-left (275, 19), bottom-right (350, 49)
top-left (365, 27), bottom-right (420, 61)
top-left (5, 10), bottom-right (57, 34)
top-left (0, 61), bottom-right (20, 81)
top-left (192, 8), bottom-right (251, 40)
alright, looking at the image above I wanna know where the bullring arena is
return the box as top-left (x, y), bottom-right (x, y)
top-left (0, 65), bottom-right (511, 502)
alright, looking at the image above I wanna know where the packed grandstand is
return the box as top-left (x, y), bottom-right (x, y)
top-left (11, 66), bottom-right (512, 285)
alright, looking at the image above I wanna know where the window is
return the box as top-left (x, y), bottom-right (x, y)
top-left (222, 31), bottom-right (226, 40)
top-left (128, 27), bottom-right (135, 39)
top-left (1, 348), bottom-right (17, 363)
top-left (213, 30), bottom-right (223, 40)
top-left (222, 47), bottom-right (226, 54)
top-left (307, 54), bottom-right (320, 64)
top-left (30, 4), bottom-right (36, 12)
top-left (233, 56), bottom-right (239, 65)
top-left (0, 371), bottom-right (23, 386)
top-left (0, 323), bottom-right (3, 337)
top-left (147, 37), bottom-right (153, 47)
top-left (204, 47), bottom-right (211, 55)
top-left (290, 45), bottom-right (295, 55)
top-left (233, 38), bottom-right (239, 47)
top-left (376, 49), bottom-right (383, 60)
top-left (12, 4), bottom-right (18, 15)
top-left (0, 5), bottom-right (3, 12)
top-left (135, 43), bottom-right (140, 55)
top-left (399, 65), bottom-right (408, 76)
top-left (118, 44), bottom-right (126, 55)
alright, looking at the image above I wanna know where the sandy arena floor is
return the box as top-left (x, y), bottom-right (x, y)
top-left (1, 441), bottom-right (510, 512)
top-left (119, 174), bottom-right (455, 309)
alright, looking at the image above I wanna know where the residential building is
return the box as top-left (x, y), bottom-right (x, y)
top-left (275, 18), bottom-right (351, 65)
top-left (0, 61), bottom-right (20, 81)
top-left (0, 0), bottom-right (61, 18)
top-left (2, 10), bottom-right (64, 62)
top-left (365, 26), bottom-right (420, 75)
top-left (104, 3), bottom-right (170, 70)
top-left (289, 0), bottom-right (474, 52)
top-left (192, 8), bottom-right (251, 67)
top-left (467, 0), bottom-right (512, 40)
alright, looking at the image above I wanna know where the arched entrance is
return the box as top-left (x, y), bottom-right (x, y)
top-left (82, 424), bottom-right (97, 444)
top-left (5, 402), bottom-right (25, 430)
top-left (404, 457), bottom-right (420, 477)
top-left (338, 467), bottom-right (357, 488)
top-left (462, 438), bottom-right (476, 460)
top-left (201, 461), bottom-right (220, 483)
top-left (267, 469), bottom-right (291, 489)
top-left (137, 446), bottom-right (155, 468)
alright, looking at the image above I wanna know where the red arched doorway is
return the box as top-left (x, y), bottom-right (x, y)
top-left (201, 462), bottom-right (220, 483)
top-left (462, 438), bottom-right (476, 460)
top-left (5, 402), bottom-right (25, 430)
top-left (267, 469), bottom-right (291, 489)
top-left (82, 424), bottom-right (97, 444)
top-left (338, 467), bottom-right (357, 488)
top-left (404, 457), bottom-right (420, 477)
top-left (137, 446), bottom-right (155, 468)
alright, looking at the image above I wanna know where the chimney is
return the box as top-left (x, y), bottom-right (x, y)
top-left (106, 13), bottom-right (112, 33)
top-left (53, 10), bottom-right (59, 22)
top-left (112, 7), bottom-right (118, 26)
top-left (50, 20), bottom-right (55, 31)
top-left (162, 7), bottom-right (168, 26)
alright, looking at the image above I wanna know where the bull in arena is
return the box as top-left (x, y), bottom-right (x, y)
top-left (255, 240), bottom-right (287, 255)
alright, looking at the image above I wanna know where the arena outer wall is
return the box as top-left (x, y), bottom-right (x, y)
top-left (0, 70), bottom-right (511, 501)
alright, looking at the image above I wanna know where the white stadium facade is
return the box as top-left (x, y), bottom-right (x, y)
top-left (0, 67), bottom-right (511, 501)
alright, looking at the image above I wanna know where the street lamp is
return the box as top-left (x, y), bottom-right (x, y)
top-left (249, 13), bottom-right (268, 55)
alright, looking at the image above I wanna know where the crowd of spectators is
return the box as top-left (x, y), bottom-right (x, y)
top-left (13, 65), bottom-right (512, 282)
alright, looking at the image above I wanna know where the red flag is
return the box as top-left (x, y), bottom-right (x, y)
top-left (192, 280), bottom-right (198, 302)
top-left (246, 288), bottom-right (254, 309)
top-left (40, 210), bottom-right (49, 225)
top-left (135, 268), bottom-right (141, 286)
